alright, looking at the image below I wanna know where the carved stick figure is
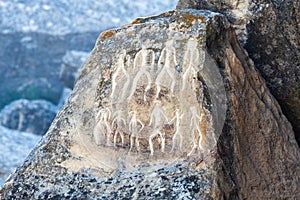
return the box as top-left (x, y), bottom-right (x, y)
top-left (169, 109), bottom-right (184, 152)
top-left (182, 38), bottom-right (205, 91)
top-left (155, 40), bottom-right (178, 97)
top-left (148, 101), bottom-right (168, 155)
top-left (128, 46), bottom-right (155, 102)
top-left (111, 110), bottom-right (127, 147)
top-left (111, 52), bottom-right (130, 100)
top-left (128, 110), bottom-right (144, 152)
top-left (93, 107), bottom-right (112, 146)
top-left (187, 106), bottom-right (204, 156)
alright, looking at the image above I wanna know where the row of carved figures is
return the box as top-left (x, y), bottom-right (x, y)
top-left (110, 38), bottom-right (205, 102)
top-left (93, 102), bottom-right (205, 156)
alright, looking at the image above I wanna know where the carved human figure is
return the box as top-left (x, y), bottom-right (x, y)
top-left (182, 38), bottom-right (205, 91)
top-left (93, 107), bottom-right (112, 146)
top-left (128, 110), bottom-right (144, 152)
top-left (111, 110), bottom-right (127, 147)
top-left (169, 109), bottom-right (184, 152)
top-left (110, 51), bottom-right (131, 100)
top-left (148, 101), bottom-right (168, 155)
top-left (155, 40), bottom-right (178, 97)
top-left (128, 46), bottom-right (155, 101)
top-left (187, 106), bottom-right (204, 156)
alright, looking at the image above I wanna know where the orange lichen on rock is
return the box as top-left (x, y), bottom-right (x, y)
top-left (100, 30), bottom-right (116, 40)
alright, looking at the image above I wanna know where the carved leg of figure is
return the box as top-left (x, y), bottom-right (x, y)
top-left (187, 145), bottom-right (197, 157)
top-left (187, 128), bottom-right (197, 156)
top-left (135, 137), bottom-right (140, 152)
top-left (113, 130), bottom-right (119, 147)
top-left (93, 124), bottom-right (102, 145)
top-left (167, 69), bottom-right (176, 95)
top-left (181, 79), bottom-right (188, 92)
top-left (149, 130), bottom-right (158, 156)
top-left (121, 79), bottom-right (130, 100)
top-left (171, 131), bottom-right (178, 152)
top-left (128, 72), bottom-right (142, 101)
top-left (144, 72), bottom-right (152, 102)
top-left (170, 77), bottom-right (175, 95)
top-left (120, 131), bottom-right (124, 147)
top-left (197, 127), bottom-right (204, 151)
top-left (155, 70), bottom-right (165, 98)
top-left (159, 131), bottom-right (165, 153)
top-left (110, 75), bottom-right (118, 99)
top-left (171, 130), bottom-right (183, 152)
top-left (113, 130), bottom-right (125, 147)
top-left (129, 134), bottom-right (135, 152)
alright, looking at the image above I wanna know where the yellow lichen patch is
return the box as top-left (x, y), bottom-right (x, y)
top-left (187, 15), bottom-right (206, 23)
top-left (131, 18), bottom-right (146, 25)
top-left (100, 30), bottom-right (116, 40)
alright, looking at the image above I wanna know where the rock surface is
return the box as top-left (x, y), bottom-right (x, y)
top-left (0, 99), bottom-right (58, 135)
top-left (1, 9), bottom-right (299, 199)
top-left (176, 0), bottom-right (300, 145)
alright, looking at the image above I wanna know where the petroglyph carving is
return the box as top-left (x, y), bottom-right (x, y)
top-left (170, 109), bottom-right (185, 152)
top-left (94, 39), bottom-right (215, 157)
top-left (128, 46), bottom-right (155, 101)
top-left (93, 107), bottom-right (112, 146)
top-left (187, 106), bottom-right (204, 157)
top-left (111, 51), bottom-right (131, 101)
top-left (148, 101), bottom-right (168, 155)
top-left (182, 38), bottom-right (205, 91)
top-left (128, 110), bottom-right (144, 152)
top-left (111, 110), bottom-right (127, 147)
top-left (155, 40), bottom-right (178, 97)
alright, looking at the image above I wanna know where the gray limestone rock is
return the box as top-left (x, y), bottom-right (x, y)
top-left (176, 0), bottom-right (300, 145)
top-left (0, 99), bottom-right (58, 135)
top-left (0, 9), bottom-right (299, 199)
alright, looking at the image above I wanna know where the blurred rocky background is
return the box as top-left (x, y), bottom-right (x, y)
top-left (0, 0), bottom-right (176, 185)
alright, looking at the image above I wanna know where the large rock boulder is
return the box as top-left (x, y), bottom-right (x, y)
top-left (176, 0), bottom-right (300, 145)
top-left (0, 9), bottom-right (299, 199)
top-left (0, 99), bottom-right (58, 135)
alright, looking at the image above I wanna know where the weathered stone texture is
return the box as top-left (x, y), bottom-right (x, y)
top-left (0, 9), bottom-right (299, 199)
top-left (177, 0), bottom-right (300, 145)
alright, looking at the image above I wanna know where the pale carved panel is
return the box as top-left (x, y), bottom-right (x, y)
top-left (93, 38), bottom-right (219, 157)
